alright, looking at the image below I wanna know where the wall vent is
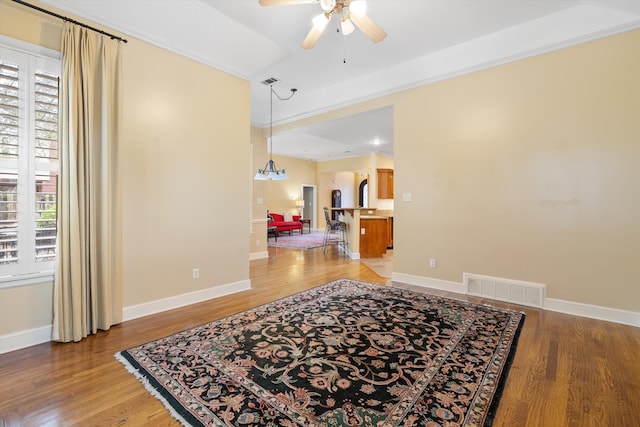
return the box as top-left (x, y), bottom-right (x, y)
top-left (464, 273), bottom-right (546, 308)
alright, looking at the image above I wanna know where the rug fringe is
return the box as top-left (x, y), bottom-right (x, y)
top-left (115, 352), bottom-right (193, 427)
top-left (480, 312), bottom-right (526, 427)
top-left (115, 280), bottom-right (524, 427)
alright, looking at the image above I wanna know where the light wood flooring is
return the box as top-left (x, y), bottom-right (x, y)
top-left (360, 250), bottom-right (393, 278)
top-left (1, 245), bottom-right (639, 426)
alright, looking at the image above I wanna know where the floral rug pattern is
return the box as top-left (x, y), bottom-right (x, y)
top-left (267, 233), bottom-right (332, 250)
top-left (117, 279), bottom-right (524, 426)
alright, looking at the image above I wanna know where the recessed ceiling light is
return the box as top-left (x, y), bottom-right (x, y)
top-left (371, 138), bottom-right (382, 145)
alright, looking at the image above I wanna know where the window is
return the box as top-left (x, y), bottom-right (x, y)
top-left (1, 40), bottom-right (61, 285)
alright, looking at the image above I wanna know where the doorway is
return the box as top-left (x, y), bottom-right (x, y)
top-left (301, 185), bottom-right (317, 230)
top-left (359, 179), bottom-right (368, 208)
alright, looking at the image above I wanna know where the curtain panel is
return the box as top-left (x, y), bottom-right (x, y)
top-left (53, 23), bottom-right (123, 342)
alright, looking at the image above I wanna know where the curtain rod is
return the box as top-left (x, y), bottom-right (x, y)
top-left (11, 0), bottom-right (128, 43)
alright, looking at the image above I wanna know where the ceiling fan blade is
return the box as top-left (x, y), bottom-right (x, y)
top-left (258, 0), bottom-right (316, 6)
top-left (302, 25), bottom-right (324, 49)
top-left (350, 13), bottom-right (387, 43)
top-left (302, 12), bottom-right (331, 49)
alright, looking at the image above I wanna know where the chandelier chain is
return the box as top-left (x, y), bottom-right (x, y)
top-left (269, 85), bottom-right (274, 160)
top-left (255, 84), bottom-right (297, 180)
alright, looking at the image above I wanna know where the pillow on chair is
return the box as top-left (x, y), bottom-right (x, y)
top-left (284, 212), bottom-right (293, 222)
top-left (270, 213), bottom-right (284, 222)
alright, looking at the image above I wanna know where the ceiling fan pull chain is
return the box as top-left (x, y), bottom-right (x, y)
top-left (343, 33), bottom-right (348, 64)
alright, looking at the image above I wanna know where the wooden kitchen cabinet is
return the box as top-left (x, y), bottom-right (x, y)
top-left (377, 168), bottom-right (394, 199)
top-left (360, 217), bottom-right (389, 258)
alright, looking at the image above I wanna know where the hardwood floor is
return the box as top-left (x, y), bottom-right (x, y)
top-left (1, 246), bottom-right (639, 426)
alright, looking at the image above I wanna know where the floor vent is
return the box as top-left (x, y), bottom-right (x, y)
top-left (464, 273), bottom-right (546, 308)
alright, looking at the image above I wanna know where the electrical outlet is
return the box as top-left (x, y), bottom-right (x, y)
top-left (192, 268), bottom-right (200, 279)
top-left (429, 259), bottom-right (437, 268)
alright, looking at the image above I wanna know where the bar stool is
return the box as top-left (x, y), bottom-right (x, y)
top-left (323, 207), bottom-right (348, 256)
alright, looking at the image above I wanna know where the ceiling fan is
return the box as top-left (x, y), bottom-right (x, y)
top-left (258, 0), bottom-right (387, 49)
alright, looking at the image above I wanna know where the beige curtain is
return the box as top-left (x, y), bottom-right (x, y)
top-left (52, 23), bottom-right (123, 342)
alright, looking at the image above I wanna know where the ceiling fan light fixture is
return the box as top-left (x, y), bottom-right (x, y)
top-left (312, 12), bottom-right (330, 30)
top-left (259, 0), bottom-right (385, 48)
top-left (340, 16), bottom-right (355, 35)
top-left (319, 0), bottom-right (336, 12)
top-left (348, 0), bottom-right (367, 17)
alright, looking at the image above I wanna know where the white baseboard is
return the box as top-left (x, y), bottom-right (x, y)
top-left (392, 272), bottom-right (467, 294)
top-left (0, 280), bottom-right (252, 354)
top-left (250, 251), bottom-right (269, 260)
top-left (392, 273), bottom-right (639, 327)
top-left (545, 298), bottom-right (640, 327)
top-left (123, 280), bottom-right (251, 322)
top-left (0, 324), bottom-right (51, 355)
top-left (4, 275), bottom-right (636, 355)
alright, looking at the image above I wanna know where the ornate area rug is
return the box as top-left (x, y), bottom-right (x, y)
top-left (116, 279), bottom-right (524, 427)
top-left (267, 232), bottom-right (330, 250)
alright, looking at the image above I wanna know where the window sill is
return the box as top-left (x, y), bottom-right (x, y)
top-left (0, 272), bottom-right (54, 290)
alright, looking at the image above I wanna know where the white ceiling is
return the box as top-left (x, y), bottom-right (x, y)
top-left (39, 0), bottom-right (640, 161)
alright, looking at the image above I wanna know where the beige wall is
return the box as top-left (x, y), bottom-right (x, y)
top-left (251, 127), bottom-right (268, 255)
top-left (317, 155), bottom-right (372, 174)
top-left (318, 171), bottom-right (355, 213)
top-left (0, 0), bottom-right (61, 50)
top-left (0, 0), bottom-right (251, 336)
top-left (121, 38), bottom-right (250, 306)
top-left (370, 155), bottom-right (394, 211)
top-left (376, 156), bottom-right (394, 169)
top-left (255, 152), bottom-right (383, 234)
top-left (2, 0), bottom-right (638, 341)
top-left (393, 30), bottom-right (640, 311)
top-left (352, 170), bottom-right (369, 208)
top-left (251, 129), bottom-right (318, 253)
top-left (268, 30), bottom-right (640, 313)
top-left (317, 156), bottom-right (370, 219)
top-left (316, 154), bottom-right (394, 215)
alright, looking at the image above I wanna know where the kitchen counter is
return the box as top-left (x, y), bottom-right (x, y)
top-left (360, 216), bottom-right (392, 258)
top-left (329, 208), bottom-right (393, 259)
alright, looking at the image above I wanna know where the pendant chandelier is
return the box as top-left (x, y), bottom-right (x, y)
top-left (254, 84), bottom-right (297, 181)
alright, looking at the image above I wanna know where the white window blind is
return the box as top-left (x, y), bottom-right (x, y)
top-left (0, 43), bottom-right (60, 283)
